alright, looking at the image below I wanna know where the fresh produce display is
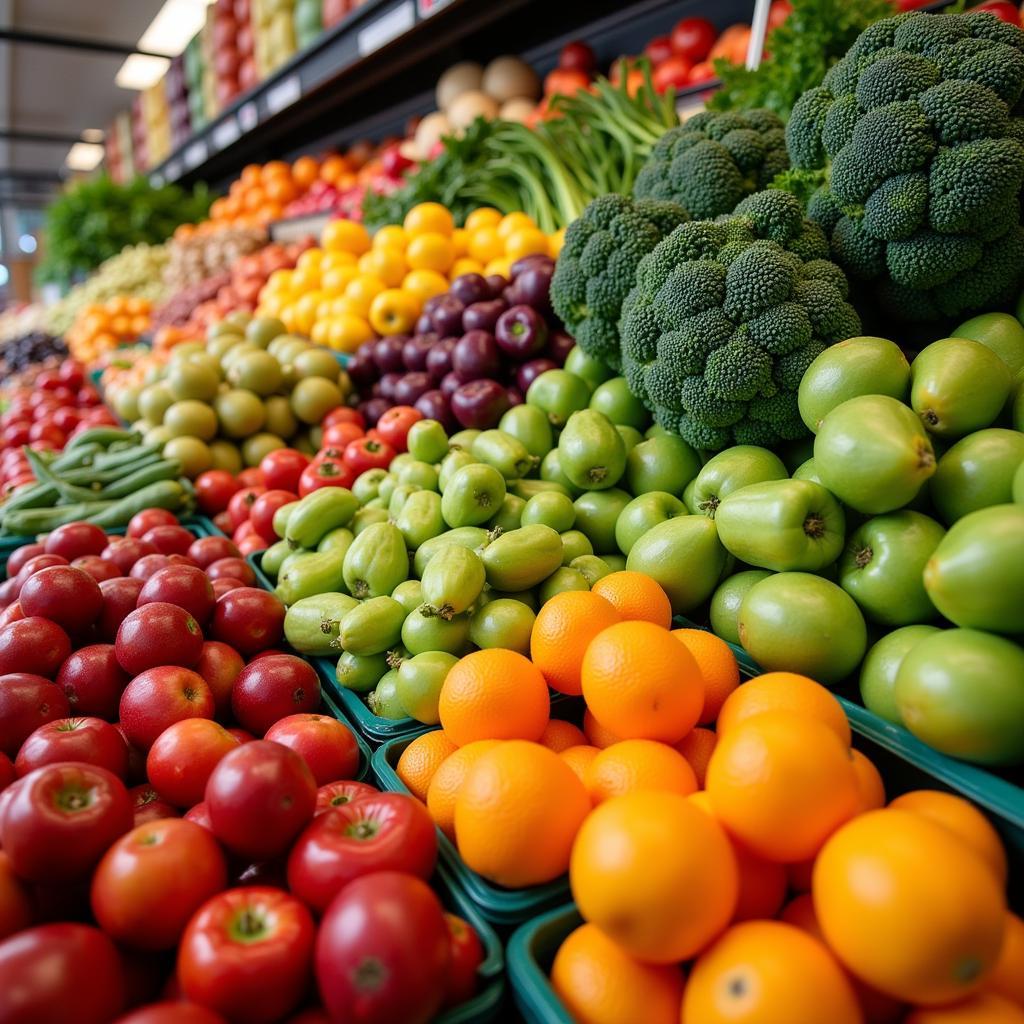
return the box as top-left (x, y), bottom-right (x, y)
top-left (0, 330), bottom-right (68, 375)
top-left (65, 295), bottom-right (153, 363)
top-left (256, 204), bottom-right (560, 352)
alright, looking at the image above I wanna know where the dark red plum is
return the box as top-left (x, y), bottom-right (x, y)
top-left (515, 264), bottom-right (555, 314)
top-left (462, 299), bottom-right (507, 334)
top-left (440, 371), bottom-right (462, 401)
top-left (547, 329), bottom-right (575, 364)
top-left (425, 337), bottom-right (457, 381)
top-left (449, 274), bottom-right (491, 307)
top-left (428, 295), bottom-right (465, 337)
top-left (496, 305), bottom-right (548, 359)
top-left (414, 390), bottom-right (456, 430)
top-left (357, 398), bottom-right (390, 427)
top-left (452, 331), bottom-right (500, 383)
top-left (517, 358), bottom-right (558, 394)
top-left (451, 379), bottom-right (511, 430)
top-left (485, 274), bottom-right (509, 297)
top-left (393, 372), bottom-right (434, 405)
top-left (378, 372), bottom-right (402, 401)
top-left (372, 335), bottom-right (407, 374)
top-left (402, 334), bottom-right (437, 372)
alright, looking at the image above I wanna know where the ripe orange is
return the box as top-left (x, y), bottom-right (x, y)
top-left (591, 571), bottom-right (672, 628)
top-left (675, 727), bottom-right (717, 787)
top-left (851, 748), bottom-right (886, 811)
top-left (583, 708), bottom-right (621, 749)
top-left (706, 711), bottom-right (861, 863)
top-left (292, 154), bottom-right (320, 189)
top-left (396, 730), bottom-right (457, 802)
top-left (438, 649), bottom-right (550, 746)
top-left (814, 808), bottom-right (1007, 1006)
top-left (425, 739), bottom-right (500, 839)
top-left (717, 671), bottom-right (851, 746)
top-left (584, 739), bottom-right (697, 804)
top-left (560, 744), bottom-right (600, 784)
top-left (888, 790), bottom-right (1007, 887)
top-left (581, 621), bottom-right (703, 743)
top-left (538, 719), bottom-right (588, 753)
top-left (987, 912), bottom-right (1024, 1007)
top-left (731, 842), bottom-right (787, 923)
top-left (904, 993), bottom-right (1024, 1023)
top-left (552, 923), bottom-right (684, 1024)
top-left (454, 741), bottom-right (589, 887)
top-left (530, 591), bottom-right (621, 695)
top-left (671, 628), bottom-right (739, 724)
top-left (570, 791), bottom-right (738, 964)
top-left (682, 921), bottom-right (862, 1024)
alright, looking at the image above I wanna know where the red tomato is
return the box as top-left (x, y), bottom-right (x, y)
top-left (56, 644), bottom-right (129, 720)
top-left (0, 753), bottom-right (12, 792)
top-left (128, 784), bottom-right (179, 827)
top-left (232, 520), bottom-right (259, 544)
top-left (322, 407), bottom-right (365, 430)
top-left (147, 719), bottom-right (242, 808)
top-left (237, 467), bottom-right (265, 488)
top-left (558, 40), bottom-right (596, 72)
top-left (227, 486), bottom-right (266, 530)
top-left (259, 449), bottom-right (310, 493)
top-left (15, 716), bottom-right (129, 778)
top-left (688, 60), bottom-right (717, 85)
top-left (342, 436), bottom-right (395, 475)
top-left (0, 761), bottom-right (132, 881)
top-left (321, 421), bottom-right (364, 448)
top-left (544, 67), bottom-right (591, 98)
top-left (113, 1003), bottom-right (227, 1024)
top-left (90, 818), bottom-right (228, 950)
top-left (194, 471), bottom-right (241, 516)
top-left (644, 34), bottom-right (674, 65)
top-left (444, 913), bottom-right (484, 1008)
top-left (298, 457), bottom-right (355, 495)
top-left (138, 565), bottom-right (216, 626)
top-left (188, 536), bottom-right (241, 568)
top-left (237, 535), bottom-right (268, 557)
top-left (0, 674), bottom-right (70, 757)
top-left (653, 55), bottom-right (693, 94)
top-left (315, 872), bottom-right (450, 1024)
top-left (286, 791), bottom-right (437, 913)
top-left (230, 655), bottom-right (321, 737)
top-left (118, 666), bottom-right (215, 751)
top-left (976, 0), bottom-right (1020, 21)
top-left (115, 601), bottom-right (205, 675)
top-left (768, 0), bottom-right (792, 29)
top-left (44, 522), bottom-right (107, 560)
top-left (210, 587), bottom-right (285, 656)
top-left (374, 406), bottom-right (423, 452)
top-left (194, 640), bottom-right (245, 719)
top-left (671, 16), bottom-right (717, 62)
top-left (0, 923), bottom-right (125, 1024)
top-left (178, 886), bottom-right (315, 1024)
top-left (315, 779), bottom-right (379, 816)
top-left (127, 508), bottom-right (179, 539)
top-left (250, 489), bottom-right (298, 543)
top-left (264, 714), bottom-right (360, 786)
top-left (0, 851), bottom-right (32, 941)
top-left (213, 511), bottom-right (232, 533)
top-left (205, 740), bottom-right (316, 861)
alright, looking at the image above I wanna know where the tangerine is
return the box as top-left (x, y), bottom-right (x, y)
top-left (396, 730), bottom-right (458, 802)
top-left (425, 739), bottom-right (500, 840)
top-left (591, 571), bottom-right (672, 629)
top-left (530, 591), bottom-right (621, 696)
top-left (671, 628), bottom-right (740, 724)
top-left (538, 719), bottom-right (588, 753)
top-left (584, 739), bottom-right (697, 804)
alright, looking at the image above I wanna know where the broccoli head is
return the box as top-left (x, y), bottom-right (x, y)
top-left (620, 190), bottom-right (860, 451)
top-left (550, 194), bottom-right (689, 370)
top-left (633, 110), bottom-right (791, 220)
top-left (786, 9), bottom-right (1024, 320)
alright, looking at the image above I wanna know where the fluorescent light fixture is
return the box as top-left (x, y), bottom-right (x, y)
top-left (18, 234), bottom-right (37, 254)
top-left (81, 128), bottom-right (105, 143)
top-left (116, 53), bottom-right (171, 90)
top-left (139, 0), bottom-right (213, 57)
top-left (66, 142), bottom-right (105, 172)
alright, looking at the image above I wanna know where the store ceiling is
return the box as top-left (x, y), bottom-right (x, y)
top-left (0, 0), bottom-right (164, 207)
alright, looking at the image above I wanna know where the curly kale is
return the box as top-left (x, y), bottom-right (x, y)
top-left (620, 190), bottom-right (860, 451)
top-left (786, 9), bottom-right (1024, 320)
top-left (633, 110), bottom-right (790, 220)
top-left (550, 194), bottom-right (689, 370)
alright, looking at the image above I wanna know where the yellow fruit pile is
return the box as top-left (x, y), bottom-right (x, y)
top-left (255, 203), bottom-right (562, 353)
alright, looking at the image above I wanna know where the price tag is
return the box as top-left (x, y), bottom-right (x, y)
top-left (212, 116), bottom-right (241, 151)
top-left (357, 1), bottom-right (414, 56)
top-left (183, 139), bottom-right (208, 169)
top-left (238, 101), bottom-right (259, 132)
top-left (265, 74), bottom-right (302, 116)
top-left (417, 0), bottom-right (456, 17)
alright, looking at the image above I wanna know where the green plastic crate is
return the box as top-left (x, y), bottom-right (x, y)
top-left (507, 904), bottom-right (579, 1024)
top-left (373, 729), bottom-right (572, 925)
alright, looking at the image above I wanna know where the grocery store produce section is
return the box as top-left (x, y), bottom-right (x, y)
top-left (3, 0), bottom-right (1024, 1021)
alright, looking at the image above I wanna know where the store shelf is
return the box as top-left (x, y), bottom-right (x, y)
top-left (147, 0), bottom-right (753, 191)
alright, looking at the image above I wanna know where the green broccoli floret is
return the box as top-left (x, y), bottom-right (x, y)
top-left (551, 194), bottom-right (688, 371)
top-left (633, 110), bottom-right (790, 220)
top-left (786, 9), bottom-right (1024, 320)
top-left (619, 191), bottom-right (860, 452)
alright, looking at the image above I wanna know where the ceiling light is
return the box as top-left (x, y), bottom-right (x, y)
top-left (116, 53), bottom-right (171, 90)
top-left (138, 0), bottom-right (213, 58)
top-left (81, 128), bottom-right (105, 143)
top-left (18, 234), bottom-right (37, 254)
top-left (66, 142), bottom-right (105, 172)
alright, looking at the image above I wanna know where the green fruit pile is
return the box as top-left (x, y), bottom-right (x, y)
top-left (105, 314), bottom-right (351, 478)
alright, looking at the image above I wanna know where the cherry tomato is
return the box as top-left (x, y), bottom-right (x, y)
top-left (645, 35), bottom-right (675, 65)
top-left (90, 818), bottom-right (228, 950)
top-left (688, 61), bottom-right (717, 85)
top-left (259, 449), bottom-right (310, 493)
top-left (768, 0), bottom-right (792, 28)
top-left (250, 489), bottom-right (298, 544)
top-left (299, 457), bottom-right (355, 495)
top-left (178, 886), bottom-right (315, 1024)
top-left (976, 0), bottom-right (1020, 21)
top-left (544, 67), bottom-right (591, 98)
top-left (653, 55), bottom-right (693, 94)
top-left (194, 471), bottom-right (241, 516)
top-left (342, 436), bottom-right (395, 475)
top-left (322, 407), bottom-right (365, 430)
top-left (374, 406), bottom-right (423, 453)
top-left (321, 421), bottom-right (364, 449)
top-left (0, 762), bottom-right (132, 882)
top-left (558, 40), bottom-right (596, 72)
top-left (315, 872), bottom-right (450, 1024)
top-left (671, 16), bottom-right (717, 62)
top-left (227, 487), bottom-right (266, 531)
top-left (127, 508), bottom-right (179, 539)
top-left (286, 791), bottom-right (437, 914)
top-left (0, 923), bottom-right (125, 1024)
top-left (443, 913), bottom-right (484, 1008)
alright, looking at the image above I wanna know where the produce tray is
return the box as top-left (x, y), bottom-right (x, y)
top-left (506, 904), bottom-right (580, 1024)
top-left (373, 728), bottom-right (572, 926)
top-left (674, 617), bottom-right (1024, 860)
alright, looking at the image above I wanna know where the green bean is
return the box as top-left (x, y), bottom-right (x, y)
top-left (84, 481), bottom-right (188, 529)
top-left (97, 460), bottom-right (181, 499)
top-left (1, 482), bottom-right (58, 513)
top-left (3, 502), bottom-right (116, 536)
top-left (24, 450), bottom-right (97, 504)
top-left (66, 427), bottom-right (139, 450)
